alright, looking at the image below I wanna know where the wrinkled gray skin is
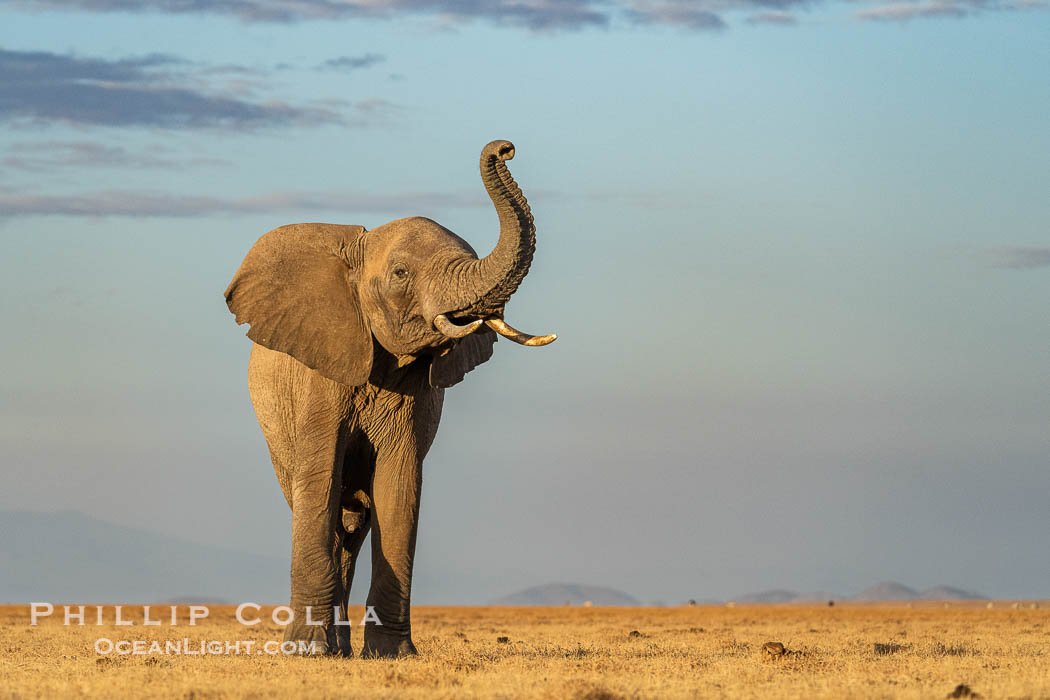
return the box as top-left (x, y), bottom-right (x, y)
top-left (225, 141), bottom-right (551, 658)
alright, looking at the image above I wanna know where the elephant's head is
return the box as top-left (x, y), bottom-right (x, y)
top-left (224, 140), bottom-right (555, 389)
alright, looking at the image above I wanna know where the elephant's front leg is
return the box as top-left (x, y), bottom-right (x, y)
top-left (361, 438), bottom-right (425, 658)
top-left (285, 428), bottom-right (348, 655)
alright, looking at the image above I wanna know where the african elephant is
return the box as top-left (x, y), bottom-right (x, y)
top-left (224, 141), bottom-right (554, 658)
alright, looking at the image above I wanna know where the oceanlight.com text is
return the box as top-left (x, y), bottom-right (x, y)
top-left (94, 638), bottom-right (318, 655)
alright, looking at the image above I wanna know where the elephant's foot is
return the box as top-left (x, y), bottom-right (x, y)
top-left (361, 630), bottom-right (417, 658)
top-left (282, 618), bottom-right (351, 657)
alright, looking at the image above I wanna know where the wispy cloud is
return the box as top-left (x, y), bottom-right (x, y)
top-left (319, 54), bottom-right (386, 71)
top-left (624, 2), bottom-right (729, 29)
top-left (2, 141), bottom-right (231, 171)
top-left (746, 9), bottom-right (799, 22)
top-left (984, 246), bottom-right (1050, 270)
top-left (7, 0), bottom-right (611, 29)
top-left (0, 48), bottom-right (343, 129)
top-left (855, 0), bottom-right (1045, 20)
top-left (0, 0), bottom-right (818, 30)
top-left (0, 189), bottom-right (489, 219)
top-left (4, 0), bottom-right (1045, 33)
top-left (855, 1), bottom-right (967, 20)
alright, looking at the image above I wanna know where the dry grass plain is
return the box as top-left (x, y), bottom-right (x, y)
top-left (2, 603), bottom-right (1048, 699)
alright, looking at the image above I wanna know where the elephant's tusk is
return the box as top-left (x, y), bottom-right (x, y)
top-left (434, 313), bottom-right (483, 338)
top-left (484, 318), bottom-right (557, 347)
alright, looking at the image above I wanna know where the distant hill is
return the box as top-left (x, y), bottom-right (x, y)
top-left (492, 583), bottom-right (639, 606)
top-left (727, 582), bottom-right (989, 604)
top-left (918, 586), bottom-right (988, 601)
top-left (0, 511), bottom-right (287, 603)
top-left (850, 582), bottom-right (988, 602)
top-left (851, 582), bottom-right (921, 602)
top-left (735, 589), bottom-right (800, 604)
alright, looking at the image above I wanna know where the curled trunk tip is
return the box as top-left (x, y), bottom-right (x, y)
top-left (483, 140), bottom-right (516, 161)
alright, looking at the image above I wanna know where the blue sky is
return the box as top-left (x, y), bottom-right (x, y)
top-left (1, 0), bottom-right (1048, 603)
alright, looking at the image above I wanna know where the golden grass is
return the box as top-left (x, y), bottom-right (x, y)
top-left (2, 603), bottom-right (1048, 698)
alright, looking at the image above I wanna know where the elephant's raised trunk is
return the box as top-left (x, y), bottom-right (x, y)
top-left (459, 140), bottom-right (536, 317)
top-left (436, 140), bottom-right (555, 347)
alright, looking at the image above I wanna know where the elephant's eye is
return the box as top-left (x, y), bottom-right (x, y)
top-left (392, 266), bottom-right (409, 281)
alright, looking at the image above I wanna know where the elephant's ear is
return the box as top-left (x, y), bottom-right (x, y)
top-left (429, 328), bottom-right (496, 389)
top-left (225, 223), bottom-right (373, 387)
